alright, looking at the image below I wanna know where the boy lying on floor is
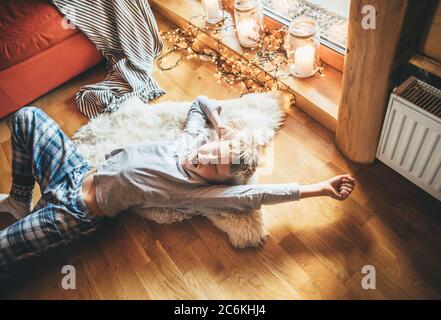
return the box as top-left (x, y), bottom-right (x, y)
top-left (0, 96), bottom-right (355, 276)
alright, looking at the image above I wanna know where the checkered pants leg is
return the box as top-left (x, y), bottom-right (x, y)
top-left (0, 107), bottom-right (102, 275)
top-left (11, 106), bottom-right (87, 190)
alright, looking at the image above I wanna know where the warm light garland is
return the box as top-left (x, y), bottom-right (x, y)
top-left (156, 14), bottom-right (299, 106)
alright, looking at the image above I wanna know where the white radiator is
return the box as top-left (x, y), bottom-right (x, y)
top-left (377, 76), bottom-right (441, 201)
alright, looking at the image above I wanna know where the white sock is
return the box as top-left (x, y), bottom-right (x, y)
top-left (0, 194), bottom-right (32, 220)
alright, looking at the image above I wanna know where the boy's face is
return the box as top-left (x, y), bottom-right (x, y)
top-left (182, 140), bottom-right (233, 183)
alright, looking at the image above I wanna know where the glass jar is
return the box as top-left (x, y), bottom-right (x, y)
top-left (234, 0), bottom-right (264, 48)
top-left (202, 0), bottom-right (224, 24)
top-left (286, 17), bottom-right (320, 78)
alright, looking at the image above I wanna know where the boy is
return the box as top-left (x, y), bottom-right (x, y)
top-left (0, 96), bottom-right (355, 275)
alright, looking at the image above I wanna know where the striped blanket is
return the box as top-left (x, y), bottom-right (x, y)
top-left (52, 0), bottom-right (165, 118)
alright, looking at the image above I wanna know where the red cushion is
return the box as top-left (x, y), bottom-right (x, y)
top-left (0, 0), bottom-right (79, 70)
top-left (0, 32), bottom-right (103, 119)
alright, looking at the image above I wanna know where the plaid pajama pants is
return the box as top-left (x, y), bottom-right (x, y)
top-left (0, 107), bottom-right (103, 276)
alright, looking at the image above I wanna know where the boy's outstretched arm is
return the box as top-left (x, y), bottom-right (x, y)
top-left (130, 175), bottom-right (356, 216)
top-left (299, 174), bottom-right (356, 201)
top-left (187, 174), bottom-right (356, 214)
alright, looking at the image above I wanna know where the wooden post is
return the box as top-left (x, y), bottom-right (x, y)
top-left (336, 0), bottom-right (409, 164)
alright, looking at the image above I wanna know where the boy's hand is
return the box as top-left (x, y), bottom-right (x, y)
top-left (322, 174), bottom-right (356, 200)
top-left (207, 108), bottom-right (235, 140)
top-left (215, 121), bottom-right (236, 140)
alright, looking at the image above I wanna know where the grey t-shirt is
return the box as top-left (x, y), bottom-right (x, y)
top-left (94, 96), bottom-right (300, 217)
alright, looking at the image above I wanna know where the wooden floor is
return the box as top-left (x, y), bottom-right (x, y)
top-left (1, 17), bottom-right (441, 300)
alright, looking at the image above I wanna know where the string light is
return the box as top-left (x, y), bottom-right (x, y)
top-left (156, 14), bottom-right (296, 106)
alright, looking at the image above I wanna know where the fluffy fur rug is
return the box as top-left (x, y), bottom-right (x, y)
top-left (72, 92), bottom-right (287, 248)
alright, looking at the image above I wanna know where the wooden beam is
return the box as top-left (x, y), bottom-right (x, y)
top-left (420, 0), bottom-right (441, 62)
top-left (335, 0), bottom-right (409, 164)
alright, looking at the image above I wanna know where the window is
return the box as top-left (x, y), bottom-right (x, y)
top-left (261, 0), bottom-right (350, 54)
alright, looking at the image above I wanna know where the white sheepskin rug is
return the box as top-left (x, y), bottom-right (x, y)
top-left (72, 92), bottom-right (287, 248)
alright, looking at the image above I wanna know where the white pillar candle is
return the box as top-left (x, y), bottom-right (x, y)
top-left (237, 19), bottom-right (259, 47)
top-left (292, 45), bottom-right (315, 77)
top-left (203, 0), bottom-right (222, 22)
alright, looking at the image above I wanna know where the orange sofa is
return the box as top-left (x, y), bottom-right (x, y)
top-left (0, 0), bottom-right (103, 119)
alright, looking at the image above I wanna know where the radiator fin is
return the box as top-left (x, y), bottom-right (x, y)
top-left (399, 78), bottom-right (441, 118)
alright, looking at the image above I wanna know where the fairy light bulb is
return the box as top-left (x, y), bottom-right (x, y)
top-left (156, 18), bottom-right (296, 106)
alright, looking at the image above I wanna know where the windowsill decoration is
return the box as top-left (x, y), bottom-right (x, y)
top-left (155, 10), bottom-right (324, 105)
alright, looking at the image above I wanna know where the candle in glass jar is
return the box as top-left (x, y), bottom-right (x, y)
top-left (203, 0), bottom-right (222, 23)
top-left (292, 45), bottom-right (315, 77)
top-left (237, 19), bottom-right (259, 47)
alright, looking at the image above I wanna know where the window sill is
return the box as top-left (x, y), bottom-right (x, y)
top-left (150, 0), bottom-right (342, 132)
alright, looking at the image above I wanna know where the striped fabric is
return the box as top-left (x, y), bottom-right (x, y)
top-left (52, 0), bottom-right (166, 118)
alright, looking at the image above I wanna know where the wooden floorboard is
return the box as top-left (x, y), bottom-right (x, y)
top-left (1, 16), bottom-right (441, 300)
